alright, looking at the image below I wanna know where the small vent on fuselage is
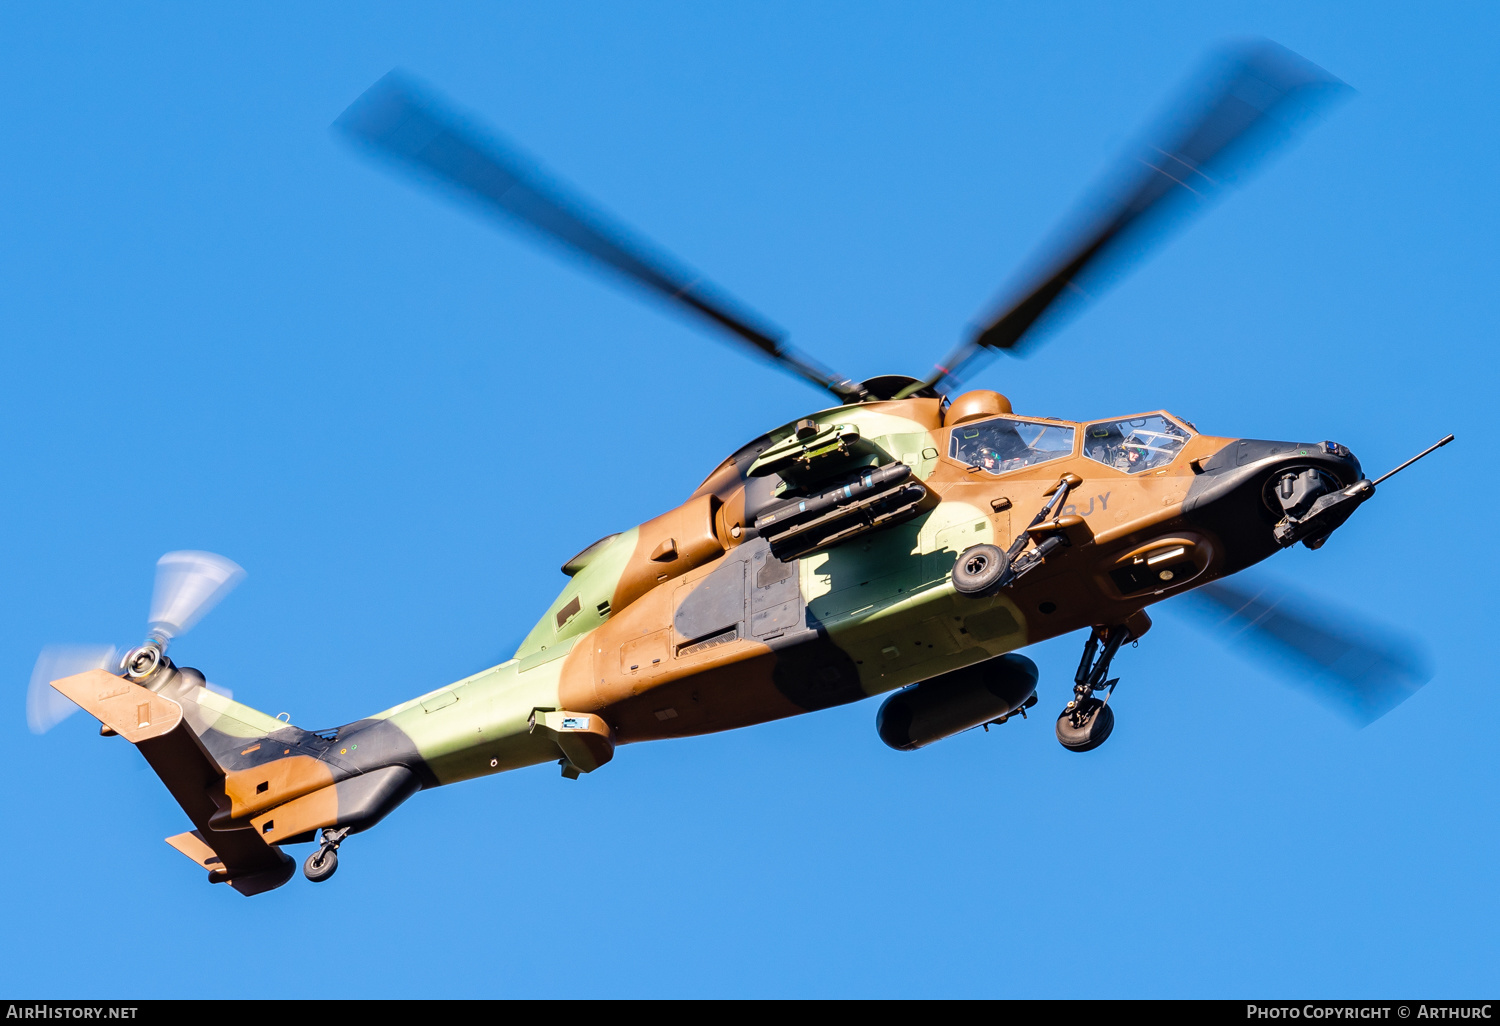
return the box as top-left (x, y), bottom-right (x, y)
top-left (676, 627), bottom-right (739, 658)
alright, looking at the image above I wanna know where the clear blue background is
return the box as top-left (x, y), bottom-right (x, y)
top-left (2, 2), bottom-right (1495, 999)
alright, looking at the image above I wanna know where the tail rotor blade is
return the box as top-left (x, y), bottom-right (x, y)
top-left (1178, 579), bottom-right (1432, 726)
top-left (147, 551), bottom-right (246, 644)
top-left (27, 645), bottom-right (119, 734)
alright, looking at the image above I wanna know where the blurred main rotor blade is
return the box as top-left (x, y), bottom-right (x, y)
top-left (915, 39), bottom-right (1348, 396)
top-left (148, 551), bottom-right (245, 645)
top-left (27, 645), bottom-right (118, 734)
top-left (1180, 579), bottom-right (1431, 726)
top-left (335, 72), bottom-right (863, 402)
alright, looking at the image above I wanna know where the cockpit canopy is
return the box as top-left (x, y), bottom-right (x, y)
top-left (1081, 414), bottom-right (1191, 474)
top-left (949, 418), bottom-right (1076, 475)
top-left (948, 412), bottom-right (1194, 476)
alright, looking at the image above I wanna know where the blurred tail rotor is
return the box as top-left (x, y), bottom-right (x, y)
top-left (26, 645), bottom-right (119, 734)
top-left (26, 550), bottom-right (246, 734)
top-left (147, 551), bottom-right (245, 649)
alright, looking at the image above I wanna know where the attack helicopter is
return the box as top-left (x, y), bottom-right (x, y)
top-left (30, 40), bottom-right (1448, 897)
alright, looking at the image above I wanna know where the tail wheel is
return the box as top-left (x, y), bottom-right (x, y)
top-left (304, 847), bottom-right (339, 883)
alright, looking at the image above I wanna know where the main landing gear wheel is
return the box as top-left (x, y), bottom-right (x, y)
top-left (1056, 697), bottom-right (1115, 752)
top-left (304, 847), bottom-right (338, 883)
top-left (1056, 621), bottom-right (1141, 752)
top-left (952, 544), bottom-right (1009, 595)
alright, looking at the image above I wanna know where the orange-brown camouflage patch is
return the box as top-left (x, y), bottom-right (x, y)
top-left (224, 754), bottom-right (336, 820)
top-left (250, 783), bottom-right (340, 844)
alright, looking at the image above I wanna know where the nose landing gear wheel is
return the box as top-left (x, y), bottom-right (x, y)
top-left (304, 847), bottom-right (338, 882)
top-left (1056, 697), bottom-right (1115, 752)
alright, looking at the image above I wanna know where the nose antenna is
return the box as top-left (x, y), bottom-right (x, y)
top-left (1372, 434), bottom-right (1455, 486)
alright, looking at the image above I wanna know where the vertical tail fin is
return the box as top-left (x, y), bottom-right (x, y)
top-left (50, 668), bottom-right (296, 896)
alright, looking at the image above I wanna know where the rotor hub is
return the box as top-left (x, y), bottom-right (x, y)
top-left (124, 643), bottom-right (164, 682)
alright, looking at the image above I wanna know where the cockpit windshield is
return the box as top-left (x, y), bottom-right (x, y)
top-left (1082, 414), bottom-right (1191, 474)
top-left (949, 417), bottom-right (1076, 475)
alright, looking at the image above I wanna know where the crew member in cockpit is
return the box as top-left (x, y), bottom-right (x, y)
top-left (1118, 440), bottom-right (1147, 471)
top-left (954, 417), bottom-right (1076, 475)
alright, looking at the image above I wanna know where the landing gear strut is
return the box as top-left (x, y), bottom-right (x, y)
top-left (303, 826), bottom-right (350, 883)
top-left (1056, 624), bottom-right (1135, 753)
top-left (952, 473), bottom-right (1086, 598)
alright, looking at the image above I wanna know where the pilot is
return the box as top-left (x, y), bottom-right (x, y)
top-left (976, 421), bottom-right (1029, 473)
top-left (1118, 439), bottom-right (1148, 471)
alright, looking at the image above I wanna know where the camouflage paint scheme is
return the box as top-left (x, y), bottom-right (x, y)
top-left (43, 44), bottom-right (1368, 895)
top-left (51, 388), bottom-right (1363, 895)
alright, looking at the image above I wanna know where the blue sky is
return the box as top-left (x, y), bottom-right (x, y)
top-left (2, 2), bottom-right (1496, 998)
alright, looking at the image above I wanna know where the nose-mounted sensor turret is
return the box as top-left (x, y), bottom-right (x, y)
top-left (1270, 435), bottom-right (1453, 550)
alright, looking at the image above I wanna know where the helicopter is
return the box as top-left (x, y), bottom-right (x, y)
top-left (29, 40), bottom-right (1449, 897)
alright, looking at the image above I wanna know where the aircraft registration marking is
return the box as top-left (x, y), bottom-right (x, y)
top-left (1062, 492), bottom-right (1111, 517)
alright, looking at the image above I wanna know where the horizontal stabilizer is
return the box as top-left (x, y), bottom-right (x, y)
top-left (165, 829), bottom-right (292, 897)
top-left (50, 669), bottom-right (181, 743)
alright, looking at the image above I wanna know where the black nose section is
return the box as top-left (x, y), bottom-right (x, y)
top-left (1182, 439), bottom-right (1365, 573)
